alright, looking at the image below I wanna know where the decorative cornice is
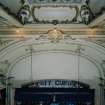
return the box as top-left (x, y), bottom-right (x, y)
top-left (0, 28), bottom-right (105, 35)
top-left (0, 28), bottom-right (105, 46)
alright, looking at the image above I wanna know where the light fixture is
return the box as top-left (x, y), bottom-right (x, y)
top-left (87, 28), bottom-right (96, 38)
top-left (16, 29), bottom-right (24, 38)
top-left (16, 30), bottom-right (20, 33)
top-left (47, 28), bottom-right (64, 42)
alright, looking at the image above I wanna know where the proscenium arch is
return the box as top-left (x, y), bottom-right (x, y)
top-left (0, 38), bottom-right (105, 79)
top-left (7, 50), bottom-right (103, 79)
top-left (0, 38), bottom-right (105, 59)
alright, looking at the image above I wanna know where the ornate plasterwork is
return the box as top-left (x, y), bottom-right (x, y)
top-left (18, 0), bottom-right (93, 25)
top-left (0, 34), bottom-right (105, 78)
top-left (0, 37), bottom-right (104, 78)
top-left (0, 29), bottom-right (105, 46)
top-left (0, 39), bottom-right (13, 48)
top-left (32, 6), bottom-right (79, 25)
top-left (0, 0), bottom-right (105, 27)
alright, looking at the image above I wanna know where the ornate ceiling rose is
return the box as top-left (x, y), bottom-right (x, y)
top-left (47, 28), bottom-right (64, 42)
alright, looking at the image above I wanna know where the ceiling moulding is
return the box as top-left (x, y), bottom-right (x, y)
top-left (0, 28), bottom-right (105, 36)
top-left (89, 12), bottom-right (105, 28)
top-left (0, 6), bottom-right (22, 27)
top-left (22, 24), bottom-right (88, 28)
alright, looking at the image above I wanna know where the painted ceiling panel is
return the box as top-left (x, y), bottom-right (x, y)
top-left (0, 0), bottom-right (105, 26)
top-left (0, 0), bottom-right (105, 14)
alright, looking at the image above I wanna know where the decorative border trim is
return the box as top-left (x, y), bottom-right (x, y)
top-left (32, 6), bottom-right (80, 25)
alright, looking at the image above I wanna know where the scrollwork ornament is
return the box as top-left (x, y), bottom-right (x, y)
top-left (32, 6), bottom-right (80, 24)
top-left (18, 0), bottom-right (32, 24)
top-left (70, 6), bottom-right (79, 22)
top-left (80, 0), bottom-right (93, 24)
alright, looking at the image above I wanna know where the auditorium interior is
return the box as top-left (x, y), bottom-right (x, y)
top-left (0, 0), bottom-right (105, 105)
